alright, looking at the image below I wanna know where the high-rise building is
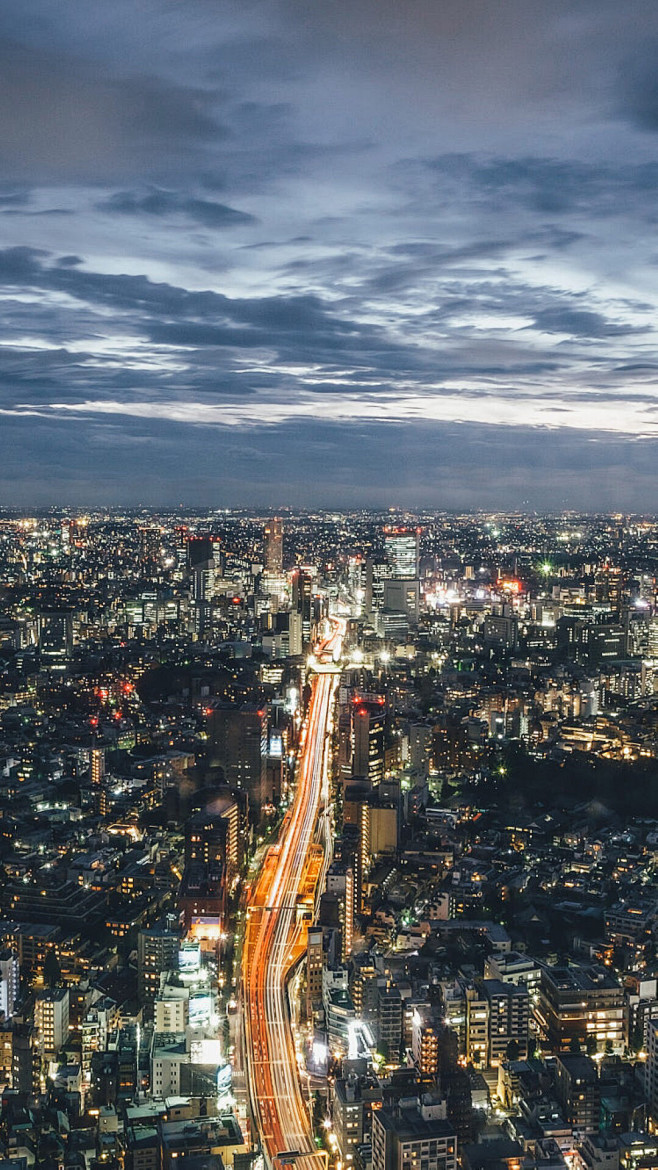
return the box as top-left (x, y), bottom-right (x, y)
top-left (412, 1008), bottom-right (441, 1077)
top-left (384, 528), bottom-right (420, 579)
top-left (0, 951), bottom-right (19, 1020)
top-left (264, 517), bottom-right (283, 573)
top-left (12, 1023), bottom-right (40, 1094)
top-left (554, 1053), bottom-right (600, 1134)
top-left (306, 927), bottom-right (324, 1017)
top-left (647, 1018), bottom-right (658, 1123)
top-left (90, 745), bottom-right (105, 787)
top-left (38, 610), bottom-right (73, 667)
top-left (292, 569), bottom-right (313, 650)
top-left (35, 987), bottom-right (70, 1059)
top-left (325, 861), bottom-right (355, 960)
top-left (537, 964), bottom-right (624, 1053)
top-left (185, 798), bottom-right (243, 887)
top-left (333, 1075), bottom-right (365, 1161)
top-left (139, 525), bottom-right (161, 574)
top-left (352, 700), bottom-right (386, 783)
top-left (207, 703), bottom-right (268, 818)
top-left (186, 535), bottom-right (222, 573)
top-left (137, 927), bottom-right (179, 1011)
top-left (372, 1100), bottom-right (457, 1170)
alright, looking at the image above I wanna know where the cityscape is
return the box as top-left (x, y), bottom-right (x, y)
top-left (0, 510), bottom-right (657, 1170)
top-left (3, 2), bottom-right (658, 1170)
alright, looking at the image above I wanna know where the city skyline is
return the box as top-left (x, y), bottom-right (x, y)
top-left (1, 2), bottom-right (658, 507)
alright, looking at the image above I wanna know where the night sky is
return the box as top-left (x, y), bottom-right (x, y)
top-left (2, 1), bottom-right (658, 509)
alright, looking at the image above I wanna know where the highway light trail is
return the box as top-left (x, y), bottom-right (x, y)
top-left (243, 618), bottom-right (345, 1168)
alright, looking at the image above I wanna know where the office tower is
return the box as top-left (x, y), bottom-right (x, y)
top-left (38, 610), bottom-right (73, 667)
top-left (383, 578), bottom-right (420, 619)
top-left (352, 700), bottom-right (386, 784)
top-left (483, 606), bottom-right (519, 652)
top-left (264, 517), bottom-right (283, 573)
top-left (372, 1100), bottom-right (457, 1170)
top-left (138, 525), bottom-right (161, 574)
top-left (384, 527), bottom-right (420, 579)
top-left (35, 987), bottom-right (70, 1059)
top-left (137, 927), bottom-right (179, 1011)
top-left (207, 703), bottom-right (268, 818)
top-left (368, 559), bottom-right (391, 614)
top-left (186, 535), bottom-right (222, 573)
top-left (292, 568), bottom-right (313, 650)
top-left (325, 861), bottom-right (355, 960)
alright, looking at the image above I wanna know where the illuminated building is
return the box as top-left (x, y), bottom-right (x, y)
top-left (483, 607), bottom-right (519, 652)
top-left (139, 525), bottom-right (161, 574)
top-left (412, 1008), bottom-right (440, 1077)
top-left (178, 860), bottom-right (226, 939)
top-left (292, 567), bottom-right (313, 649)
top-left (383, 578), bottom-right (420, 620)
top-left (150, 1034), bottom-right (188, 1097)
top-left (349, 956), bottom-right (380, 1026)
top-left (0, 950), bottom-right (19, 1019)
top-left (82, 997), bottom-right (119, 1078)
top-left (384, 528), bottom-right (420, 579)
top-left (376, 985), bottom-right (403, 1057)
top-left (0, 1024), bottom-right (11, 1087)
top-left (11, 1023), bottom-right (40, 1094)
top-left (160, 1113), bottom-right (247, 1170)
top-left (372, 1100), bottom-right (457, 1170)
top-left (554, 1052), bottom-right (600, 1134)
top-left (344, 779), bottom-right (398, 912)
top-left (137, 926), bottom-right (179, 1012)
top-left (325, 860), bottom-right (355, 960)
top-left (90, 745), bottom-right (105, 787)
top-left (186, 798), bottom-right (242, 887)
top-left (35, 987), bottom-right (69, 1059)
top-left (306, 926), bottom-right (324, 1016)
top-left (264, 516), bottom-right (283, 572)
top-left (38, 609), bottom-right (73, 667)
top-left (647, 1019), bottom-right (658, 1125)
top-left (352, 700), bottom-right (386, 784)
top-left (333, 1075), bottom-right (365, 1161)
top-left (154, 988), bottom-right (189, 1032)
top-left (537, 964), bottom-right (624, 1053)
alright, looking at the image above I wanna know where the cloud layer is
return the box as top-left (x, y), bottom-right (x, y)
top-left (1, 0), bottom-right (658, 507)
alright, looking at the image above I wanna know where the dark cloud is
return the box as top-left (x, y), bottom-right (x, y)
top-left (0, 36), bottom-right (225, 183)
top-left (532, 308), bottom-right (646, 338)
top-left (97, 189), bottom-right (256, 228)
top-left (0, 1), bottom-right (656, 504)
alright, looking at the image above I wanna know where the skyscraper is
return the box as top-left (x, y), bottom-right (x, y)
top-left (352, 699), bottom-right (386, 784)
top-left (264, 517), bottom-right (283, 573)
top-left (292, 568), bottom-right (313, 650)
top-left (384, 527), bottom-right (420, 579)
top-left (207, 703), bottom-right (268, 818)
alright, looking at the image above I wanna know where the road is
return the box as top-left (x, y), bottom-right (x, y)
top-left (243, 618), bottom-right (345, 1169)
